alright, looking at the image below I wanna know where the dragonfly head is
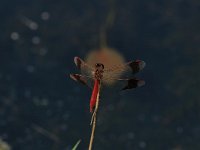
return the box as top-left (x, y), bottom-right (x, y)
top-left (95, 63), bottom-right (104, 70)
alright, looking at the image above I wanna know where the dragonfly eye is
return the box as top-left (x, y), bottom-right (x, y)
top-left (95, 63), bottom-right (101, 67)
top-left (95, 63), bottom-right (104, 69)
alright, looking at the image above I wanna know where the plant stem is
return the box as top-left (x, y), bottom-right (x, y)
top-left (88, 83), bottom-right (101, 150)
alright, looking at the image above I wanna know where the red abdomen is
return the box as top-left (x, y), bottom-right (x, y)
top-left (90, 79), bottom-right (100, 113)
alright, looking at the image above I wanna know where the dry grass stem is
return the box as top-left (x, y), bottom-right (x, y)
top-left (88, 83), bottom-right (101, 150)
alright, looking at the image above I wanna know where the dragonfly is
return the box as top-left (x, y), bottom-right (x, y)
top-left (70, 55), bottom-right (145, 113)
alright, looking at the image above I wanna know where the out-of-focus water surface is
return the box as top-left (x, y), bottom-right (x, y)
top-left (0, 0), bottom-right (200, 150)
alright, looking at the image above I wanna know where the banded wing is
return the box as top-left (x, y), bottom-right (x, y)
top-left (74, 56), bottom-right (95, 76)
top-left (119, 78), bottom-right (145, 90)
top-left (102, 60), bottom-right (146, 90)
top-left (70, 74), bottom-right (91, 88)
top-left (103, 60), bottom-right (146, 74)
top-left (70, 57), bottom-right (95, 88)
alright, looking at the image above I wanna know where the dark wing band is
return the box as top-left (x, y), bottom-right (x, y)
top-left (121, 78), bottom-right (145, 90)
top-left (129, 60), bottom-right (146, 74)
top-left (70, 74), bottom-right (92, 88)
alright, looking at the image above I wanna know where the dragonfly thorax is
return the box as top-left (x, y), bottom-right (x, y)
top-left (94, 63), bottom-right (104, 80)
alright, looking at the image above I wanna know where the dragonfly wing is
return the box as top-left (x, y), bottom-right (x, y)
top-left (70, 74), bottom-right (93, 89)
top-left (74, 56), bottom-right (94, 76)
top-left (102, 60), bottom-right (145, 85)
top-left (121, 78), bottom-right (145, 90)
top-left (72, 57), bottom-right (95, 89)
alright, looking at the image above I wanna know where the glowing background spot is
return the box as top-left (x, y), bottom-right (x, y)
top-left (10, 32), bottom-right (19, 40)
top-left (85, 48), bottom-right (125, 85)
top-left (41, 12), bottom-right (50, 20)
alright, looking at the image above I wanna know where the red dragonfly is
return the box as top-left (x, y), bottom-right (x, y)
top-left (70, 52), bottom-right (145, 113)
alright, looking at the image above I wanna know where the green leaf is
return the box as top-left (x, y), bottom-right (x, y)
top-left (72, 140), bottom-right (81, 150)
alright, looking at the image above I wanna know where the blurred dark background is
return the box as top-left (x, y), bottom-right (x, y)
top-left (0, 0), bottom-right (200, 150)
